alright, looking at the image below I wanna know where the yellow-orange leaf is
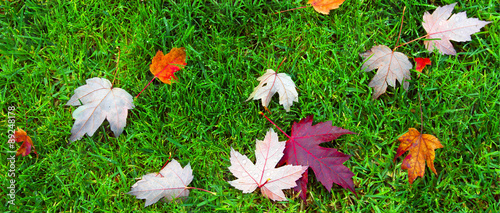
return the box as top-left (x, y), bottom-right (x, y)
top-left (394, 128), bottom-right (443, 184)
top-left (308, 0), bottom-right (345, 15)
top-left (14, 127), bottom-right (38, 157)
top-left (150, 47), bottom-right (186, 84)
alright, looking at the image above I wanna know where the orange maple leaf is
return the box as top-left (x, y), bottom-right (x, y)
top-left (13, 127), bottom-right (38, 157)
top-left (150, 47), bottom-right (186, 84)
top-left (393, 128), bottom-right (443, 184)
top-left (308, 0), bottom-right (346, 15)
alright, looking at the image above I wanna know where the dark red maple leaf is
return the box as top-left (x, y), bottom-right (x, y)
top-left (279, 115), bottom-right (356, 201)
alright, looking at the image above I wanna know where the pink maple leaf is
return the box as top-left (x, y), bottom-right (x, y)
top-left (228, 128), bottom-right (307, 201)
top-left (423, 3), bottom-right (490, 55)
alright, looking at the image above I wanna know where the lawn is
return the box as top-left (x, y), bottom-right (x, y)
top-left (1, 0), bottom-right (499, 212)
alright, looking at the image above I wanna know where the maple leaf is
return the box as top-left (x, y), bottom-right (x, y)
top-left (127, 159), bottom-right (193, 207)
top-left (66, 78), bottom-right (134, 142)
top-left (280, 115), bottom-right (356, 200)
top-left (228, 128), bottom-right (307, 201)
top-left (246, 69), bottom-right (298, 112)
top-left (308, 0), bottom-right (345, 15)
top-left (13, 127), bottom-right (38, 157)
top-left (422, 3), bottom-right (490, 55)
top-left (150, 47), bottom-right (186, 84)
top-left (360, 45), bottom-right (412, 99)
top-left (393, 128), bottom-right (444, 184)
top-left (414, 57), bottom-right (431, 78)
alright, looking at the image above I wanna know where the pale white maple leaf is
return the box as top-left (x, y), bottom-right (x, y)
top-left (228, 128), bottom-right (307, 201)
top-left (246, 69), bottom-right (298, 112)
top-left (360, 45), bottom-right (412, 99)
top-left (423, 3), bottom-right (490, 55)
top-left (127, 159), bottom-right (193, 207)
top-left (66, 78), bottom-right (134, 142)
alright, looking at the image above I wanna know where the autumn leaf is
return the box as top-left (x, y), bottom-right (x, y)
top-left (127, 159), bottom-right (193, 207)
top-left (150, 47), bottom-right (186, 84)
top-left (360, 45), bottom-right (412, 99)
top-left (228, 128), bottom-right (307, 201)
top-left (422, 3), bottom-right (490, 55)
top-left (66, 78), bottom-right (134, 142)
top-left (246, 69), bottom-right (298, 112)
top-left (13, 127), bottom-right (38, 157)
top-left (308, 0), bottom-right (345, 15)
top-left (414, 57), bottom-right (431, 78)
top-left (415, 58), bottom-right (431, 72)
top-left (394, 128), bottom-right (444, 184)
top-left (136, 48), bottom-right (187, 98)
top-left (279, 115), bottom-right (356, 201)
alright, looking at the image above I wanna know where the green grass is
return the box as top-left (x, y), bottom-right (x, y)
top-left (1, 0), bottom-right (498, 212)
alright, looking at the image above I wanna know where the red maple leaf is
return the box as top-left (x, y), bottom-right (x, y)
top-left (414, 58), bottom-right (431, 78)
top-left (278, 115), bottom-right (356, 200)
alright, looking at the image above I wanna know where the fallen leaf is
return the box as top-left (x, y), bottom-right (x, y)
top-left (360, 45), bottom-right (412, 99)
top-left (66, 78), bottom-right (134, 142)
top-left (127, 159), bottom-right (193, 207)
top-left (246, 69), bottom-right (298, 112)
top-left (422, 3), bottom-right (490, 55)
top-left (13, 127), bottom-right (38, 157)
top-left (228, 128), bottom-right (307, 201)
top-left (393, 128), bottom-right (444, 184)
top-left (279, 115), bottom-right (356, 201)
top-left (150, 48), bottom-right (186, 84)
top-left (414, 58), bottom-right (431, 78)
top-left (308, 0), bottom-right (346, 15)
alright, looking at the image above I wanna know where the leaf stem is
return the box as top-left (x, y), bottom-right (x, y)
top-left (394, 7), bottom-right (406, 48)
top-left (135, 76), bottom-right (157, 99)
top-left (258, 178), bottom-right (270, 188)
top-left (392, 7), bottom-right (433, 51)
top-left (393, 34), bottom-right (429, 51)
top-left (185, 187), bottom-right (216, 195)
top-left (156, 153), bottom-right (172, 177)
top-left (275, 57), bottom-right (287, 73)
top-left (273, 5), bottom-right (311, 15)
top-left (259, 112), bottom-right (291, 139)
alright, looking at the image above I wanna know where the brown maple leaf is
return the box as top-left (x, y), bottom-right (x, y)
top-left (150, 48), bottom-right (186, 84)
top-left (308, 0), bottom-right (345, 15)
top-left (13, 128), bottom-right (38, 157)
top-left (393, 128), bottom-right (444, 184)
